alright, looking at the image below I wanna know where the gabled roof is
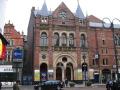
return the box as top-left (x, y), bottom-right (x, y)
top-left (87, 15), bottom-right (103, 23)
top-left (52, 2), bottom-right (75, 18)
top-left (75, 1), bottom-right (85, 19)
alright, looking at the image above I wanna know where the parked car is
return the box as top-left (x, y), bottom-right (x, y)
top-left (41, 80), bottom-right (64, 90)
top-left (34, 81), bottom-right (45, 90)
top-left (34, 80), bottom-right (64, 90)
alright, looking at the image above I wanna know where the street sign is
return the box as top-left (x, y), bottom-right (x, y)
top-left (13, 48), bottom-right (23, 62)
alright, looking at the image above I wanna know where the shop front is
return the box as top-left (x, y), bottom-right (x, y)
top-left (0, 65), bottom-right (16, 82)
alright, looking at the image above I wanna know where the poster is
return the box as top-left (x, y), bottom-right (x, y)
top-left (77, 69), bottom-right (82, 80)
top-left (34, 70), bottom-right (40, 81)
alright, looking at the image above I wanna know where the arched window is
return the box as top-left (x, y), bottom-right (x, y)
top-left (57, 62), bottom-right (64, 67)
top-left (114, 35), bottom-right (118, 45)
top-left (103, 58), bottom-right (108, 65)
top-left (54, 33), bottom-right (59, 46)
top-left (61, 33), bottom-right (67, 46)
top-left (40, 32), bottom-right (48, 46)
top-left (69, 34), bottom-right (74, 47)
top-left (80, 34), bottom-right (86, 47)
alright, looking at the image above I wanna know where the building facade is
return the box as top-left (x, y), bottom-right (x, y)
top-left (3, 21), bottom-right (24, 82)
top-left (27, 1), bottom-right (120, 83)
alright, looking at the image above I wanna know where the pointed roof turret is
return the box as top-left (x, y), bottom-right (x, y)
top-left (40, 0), bottom-right (49, 16)
top-left (75, 0), bottom-right (85, 19)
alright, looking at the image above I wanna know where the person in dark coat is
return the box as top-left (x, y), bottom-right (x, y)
top-left (112, 81), bottom-right (117, 90)
top-left (106, 81), bottom-right (110, 90)
top-left (65, 79), bottom-right (68, 87)
top-left (106, 80), bottom-right (113, 90)
top-left (0, 82), bottom-right (2, 90)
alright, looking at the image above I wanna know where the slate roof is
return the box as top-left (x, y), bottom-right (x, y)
top-left (40, 1), bottom-right (49, 16)
top-left (75, 1), bottom-right (85, 19)
top-left (87, 15), bottom-right (120, 28)
top-left (87, 15), bottom-right (103, 23)
top-left (36, 1), bottom-right (49, 16)
top-left (33, 1), bottom-right (120, 29)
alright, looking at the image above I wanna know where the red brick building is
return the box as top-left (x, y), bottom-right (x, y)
top-left (4, 21), bottom-right (24, 62)
top-left (3, 21), bottom-right (24, 82)
top-left (27, 1), bottom-right (120, 83)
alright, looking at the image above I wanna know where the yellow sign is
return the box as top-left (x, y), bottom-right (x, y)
top-left (34, 70), bottom-right (40, 81)
top-left (78, 69), bottom-right (82, 80)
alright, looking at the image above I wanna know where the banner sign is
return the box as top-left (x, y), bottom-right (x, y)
top-left (13, 48), bottom-right (23, 62)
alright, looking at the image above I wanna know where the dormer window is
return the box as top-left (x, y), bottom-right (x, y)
top-left (41, 17), bottom-right (48, 23)
top-left (79, 19), bottom-right (84, 24)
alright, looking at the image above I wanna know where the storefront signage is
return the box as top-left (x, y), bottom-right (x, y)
top-left (0, 65), bottom-right (13, 72)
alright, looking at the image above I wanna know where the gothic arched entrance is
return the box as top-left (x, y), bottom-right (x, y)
top-left (66, 67), bottom-right (71, 80)
top-left (56, 67), bottom-right (62, 80)
top-left (40, 63), bottom-right (48, 81)
top-left (66, 63), bottom-right (74, 80)
top-left (56, 62), bottom-right (63, 81)
top-left (55, 56), bottom-right (75, 81)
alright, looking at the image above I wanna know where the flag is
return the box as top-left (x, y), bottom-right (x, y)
top-left (0, 39), bottom-right (6, 60)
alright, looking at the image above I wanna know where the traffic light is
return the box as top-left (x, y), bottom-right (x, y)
top-left (82, 63), bottom-right (88, 72)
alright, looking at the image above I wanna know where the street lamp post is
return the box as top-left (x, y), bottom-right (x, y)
top-left (103, 18), bottom-right (120, 80)
top-left (82, 54), bottom-right (87, 86)
top-left (95, 51), bottom-right (100, 83)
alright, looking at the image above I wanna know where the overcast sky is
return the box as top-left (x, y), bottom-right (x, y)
top-left (0, 0), bottom-right (120, 35)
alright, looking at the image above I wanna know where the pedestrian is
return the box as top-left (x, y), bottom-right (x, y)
top-left (106, 81), bottom-right (110, 90)
top-left (13, 81), bottom-right (20, 90)
top-left (109, 80), bottom-right (113, 90)
top-left (106, 80), bottom-right (113, 90)
top-left (0, 82), bottom-right (2, 90)
top-left (65, 79), bottom-right (68, 87)
top-left (61, 81), bottom-right (65, 88)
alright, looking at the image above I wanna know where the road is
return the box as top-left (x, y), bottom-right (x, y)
top-left (1, 85), bottom-right (106, 90)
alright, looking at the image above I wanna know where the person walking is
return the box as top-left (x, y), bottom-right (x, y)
top-left (13, 81), bottom-right (20, 90)
top-left (0, 82), bottom-right (2, 90)
top-left (106, 81), bottom-right (110, 90)
top-left (106, 80), bottom-right (113, 90)
top-left (65, 79), bottom-right (68, 87)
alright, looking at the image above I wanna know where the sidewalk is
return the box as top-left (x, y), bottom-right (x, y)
top-left (74, 83), bottom-right (106, 88)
